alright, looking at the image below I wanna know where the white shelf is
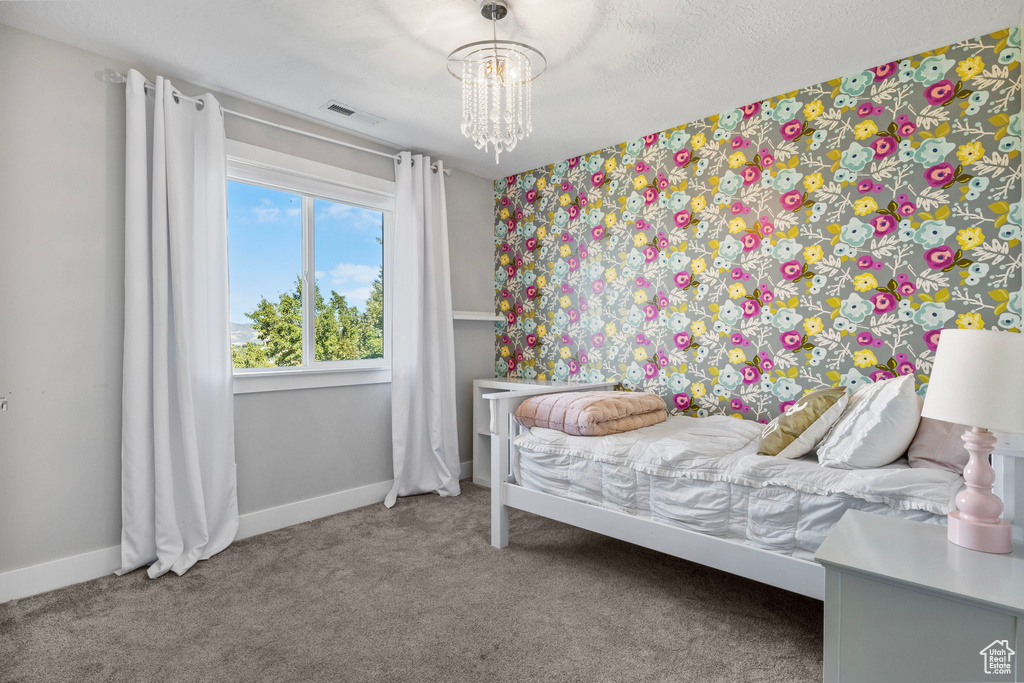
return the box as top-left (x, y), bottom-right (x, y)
top-left (453, 310), bottom-right (503, 322)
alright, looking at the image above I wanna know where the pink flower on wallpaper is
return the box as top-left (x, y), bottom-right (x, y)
top-left (924, 162), bottom-right (956, 187)
top-left (525, 285), bottom-right (537, 299)
top-left (674, 271), bottom-right (691, 288)
top-left (673, 393), bottom-right (691, 410)
top-left (857, 178), bottom-right (875, 193)
top-left (871, 291), bottom-right (898, 313)
top-left (780, 260), bottom-right (803, 281)
top-left (870, 136), bottom-right (898, 159)
top-left (897, 200), bottom-right (917, 216)
top-left (759, 219), bottom-right (775, 235)
top-left (643, 188), bottom-right (659, 204)
top-left (505, 265), bottom-right (516, 279)
top-left (643, 304), bottom-right (659, 320)
top-left (857, 102), bottom-right (875, 118)
top-left (643, 133), bottom-right (658, 147)
top-left (524, 237), bottom-right (537, 251)
top-left (674, 210), bottom-right (691, 227)
top-left (740, 166), bottom-right (761, 185)
top-left (871, 214), bottom-right (898, 236)
top-left (779, 400), bottom-right (796, 414)
top-left (567, 309), bottom-right (580, 323)
top-left (568, 257), bottom-right (580, 271)
top-left (635, 161), bottom-right (650, 172)
top-left (656, 232), bottom-right (669, 249)
top-left (856, 332), bottom-right (874, 345)
top-left (505, 311), bottom-right (516, 325)
top-left (760, 357), bottom-right (775, 372)
top-left (591, 172), bottom-right (605, 188)
top-left (674, 332), bottom-right (691, 349)
top-left (923, 329), bottom-right (943, 351)
top-left (740, 300), bottom-right (761, 318)
top-left (780, 118), bottom-right (803, 141)
top-left (741, 366), bottom-right (761, 384)
top-left (870, 369), bottom-right (896, 382)
top-left (780, 330), bottom-right (804, 351)
top-left (643, 362), bottom-right (658, 379)
top-left (525, 333), bottom-right (538, 348)
top-left (591, 333), bottom-right (605, 348)
top-left (779, 190), bottom-right (803, 211)
top-left (760, 149), bottom-right (776, 167)
top-left (897, 361), bottom-right (917, 375)
top-left (568, 359), bottom-right (580, 375)
top-left (871, 61), bottom-right (899, 81)
top-left (525, 189), bottom-right (537, 203)
top-left (591, 225), bottom-right (605, 241)
top-left (924, 245), bottom-right (956, 269)
top-left (643, 246), bottom-right (658, 262)
top-left (567, 205), bottom-right (580, 221)
top-left (592, 279), bottom-right (605, 295)
top-left (741, 101), bottom-right (761, 118)
top-left (897, 120), bottom-right (917, 136)
top-left (657, 291), bottom-right (670, 308)
top-left (740, 232), bottom-right (761, 251)
top-left (857, 255), bottom-right (875, 269)
top-left (924, 79), bottom-right (956, 105)
top-left (506, 358), bottom-right (517, 372)
top-left (674, 148), bottom-right (691, 167)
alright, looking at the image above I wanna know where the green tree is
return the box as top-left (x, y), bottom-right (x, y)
top-left (231, 273), bottom-right (384, 369)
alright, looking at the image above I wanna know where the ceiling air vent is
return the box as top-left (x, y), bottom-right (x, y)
top-left (320, 100), bottom-right (385, 126)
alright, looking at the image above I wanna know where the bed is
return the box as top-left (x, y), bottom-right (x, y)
top-left (485, 384), bottom-right (1020, 600)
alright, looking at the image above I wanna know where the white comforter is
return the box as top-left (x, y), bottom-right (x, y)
top-left (513, 415), bottom-right (964, 559)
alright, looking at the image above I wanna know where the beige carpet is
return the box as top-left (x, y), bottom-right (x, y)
top-left (0, 483), bottom-right (822, 682)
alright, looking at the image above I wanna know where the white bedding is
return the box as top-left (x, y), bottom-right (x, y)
top-left (512, 415), bottom-right (964, 560)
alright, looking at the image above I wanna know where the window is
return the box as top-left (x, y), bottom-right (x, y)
top-left (226, 141), bottom-right (395, 392)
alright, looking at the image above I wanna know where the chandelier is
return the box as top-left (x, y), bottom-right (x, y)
top-left (447, 1), bottom-right (546, 163)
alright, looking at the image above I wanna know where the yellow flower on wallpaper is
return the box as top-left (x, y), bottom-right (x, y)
top-left (957, 55), bottom-right (984, 80)
top-left (633, 290), bottom-right (648, 304)
top-left (604, 158), bottom-right (616, 173)
top-left (803, 317), bottom-right (823, 335)
top-left (691, 320), bottom-right (707, 337)
top-left (957, 312), bottom-right (984, 329)
top-left (536, 177), bottom-right (547, 191)
top-left (559, 295), bottom-right (571, 308)
top-left (958, 227), bottom-right (984, 250)
top-left (853, 197), bottom-right (878, 215)
top-left (559, 243), bottom-right (571, 257)
top-left (500, 207), bottom-right (510, 220)
top-left (728, 283), bottom-right (746, 299)
top-left (633, 233), bottom-right (647, 247)
top-left (605, 267), bottom-right (617, 282)
top-left (537, 324), bottom-right (546, 337)
top-left (804, 100), bottom-right (824, 120)
top-left (500, 299), bottom-right (510, 311)
top-left (500, 345), bottom-right (510, 358)
top-left (692, 383), bottom-right (706, 398)
top-left (604, 322), bottom-right (616, 337)
top-left (728, 348), bottom-right (746, 364)
top-left (536, 225), bottom-right (547, 240)
top-left (728, 151), bottom-right (746, 168)
top-left (957, 142), bottom-right (984, 165)
top-left (500, 253), bottom-right (510, 266)
top-left (605, 213), bottom-right (617, 228)
top-left (559, 346), bottom-right (571, 359)
top-left (692, 258), bottom-right (707, 275)
top-left (559, 192), bottom-right (571, 206)
top-left (804, 245), bottom-right (824, 263)
top-left (728, 217), bottom-right (746, 233)
top-left (633, 348), bottom-right (648, 362)
top-left (691, 132), bottom-right (706, 150)
top-left (536, 274), bottom-right (546, 288)
top-left (691, 196), bottom-right (707, 212)
top-left (633, 175), bottom-right (648, 190)
top-left (803, 173), bottom-right (824, 194)
top-left (853, 121), bottom-right (879, 140)
top-left (853, 349), bottom-right (877, 368)
top-left (854, 273), bottom-right (878, 291)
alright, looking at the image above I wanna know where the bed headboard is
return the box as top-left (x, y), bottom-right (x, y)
top-left (993, 433), bottom-right (1024, 544)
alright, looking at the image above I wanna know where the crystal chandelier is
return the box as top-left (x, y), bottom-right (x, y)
top-left (447, 1), bottom-right (546, 163)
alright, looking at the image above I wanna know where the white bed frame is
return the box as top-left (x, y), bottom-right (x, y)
top-left (485, 384), bottom-right (1024, 602)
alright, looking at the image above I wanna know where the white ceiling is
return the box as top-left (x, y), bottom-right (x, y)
top-left (1, 0), bottom-right (1021, 179)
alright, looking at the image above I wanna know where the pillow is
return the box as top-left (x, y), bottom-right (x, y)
top-left (513, 391), bottom-right (667, 436)
top-left (757, 387), bottom-right (849, 459)
top-left (817, 375), bottom-right (922, 469)
top-left (907, 417), bottom-right (970, 473)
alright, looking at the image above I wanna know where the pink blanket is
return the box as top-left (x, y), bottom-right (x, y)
top-left (514, 391), bottom-right (667, 436)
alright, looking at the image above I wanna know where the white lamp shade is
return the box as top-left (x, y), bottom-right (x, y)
top-left (921, 329), bottom-right (1024, 434)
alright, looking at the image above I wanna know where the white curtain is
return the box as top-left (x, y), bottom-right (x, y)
top-left (118, 70), bottom-right (238, 578)
top-left (386, 152), bottom-right (461, 507)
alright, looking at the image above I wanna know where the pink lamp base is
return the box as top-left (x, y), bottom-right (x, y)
top-left (947, 510), bottom-right (1012, 554)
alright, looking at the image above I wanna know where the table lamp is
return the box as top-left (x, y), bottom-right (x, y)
top-left (921, 329), bottom-right (1024, 553)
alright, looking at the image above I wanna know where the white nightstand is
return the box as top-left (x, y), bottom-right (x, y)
top-left (470, 378), bottom-right (616, 487)
top-left (816, 510), bottom-right (1024, 683)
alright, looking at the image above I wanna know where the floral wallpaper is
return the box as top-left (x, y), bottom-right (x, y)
top-left (493, 27), bottom-right (1023, 423)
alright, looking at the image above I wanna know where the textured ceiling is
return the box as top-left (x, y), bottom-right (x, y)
top-left (1, 0), bottom-right (1021, 179)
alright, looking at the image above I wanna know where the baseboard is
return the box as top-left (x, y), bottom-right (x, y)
top-left (0, 461), bottom-right (474, 605)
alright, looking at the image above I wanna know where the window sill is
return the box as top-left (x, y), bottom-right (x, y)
top-left (233, 366), bottom-right (391, 394)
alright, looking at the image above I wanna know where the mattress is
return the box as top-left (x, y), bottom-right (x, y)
top-left (512, 415), bottom-right (964, 560)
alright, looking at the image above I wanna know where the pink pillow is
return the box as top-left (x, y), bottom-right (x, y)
top-left (907, 417), bottom-right (970, 473)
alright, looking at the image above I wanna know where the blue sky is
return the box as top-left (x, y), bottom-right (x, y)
top-left (227, 181), bottom-right (383, 323)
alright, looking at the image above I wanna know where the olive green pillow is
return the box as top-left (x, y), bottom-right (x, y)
top-left (758, 387), bottom-right (849, 459)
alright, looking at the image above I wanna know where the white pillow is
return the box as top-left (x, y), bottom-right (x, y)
top-left (817, 375), bottom-right (922, 469)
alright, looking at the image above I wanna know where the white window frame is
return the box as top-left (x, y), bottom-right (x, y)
top-left (226, 140), bottom-right (395, 394)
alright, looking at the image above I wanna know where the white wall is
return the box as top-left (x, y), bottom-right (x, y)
top-left (0, 23), bottom-right (495, 575)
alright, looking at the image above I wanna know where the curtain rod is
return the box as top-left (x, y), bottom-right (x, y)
top-left (104, 70), bottom-right (452, 176)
